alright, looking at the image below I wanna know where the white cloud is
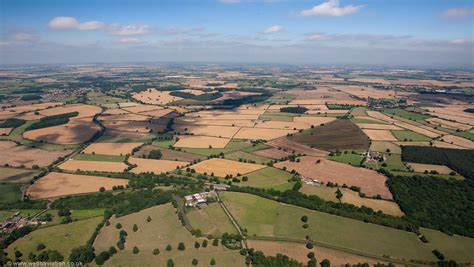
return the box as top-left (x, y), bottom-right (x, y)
top-left (48, 16), bottom-right (79, 29)
top-left (450, 39), bottom-right (465, 45)
top-left (109, 24), bottom-right (150, 36)
top-left (14, 33), bottom-right (36, 41)
top-left (441, 7), bottom-right (472, 18)
top-left (118, 38), bottom-right (143, 45)
top-left (307, 33), bottom-right (329, 41)
top-left (263, 25), bottom-right (283, 34)
top-left (299, 0), bottom-right (363, 17)
top-left (77, 21), bottom-right (106, 30)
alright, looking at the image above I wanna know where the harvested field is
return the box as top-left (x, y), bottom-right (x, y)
top-left (395, 141), bottom-right (430, 147)
top-left (357, 124), bottom-right (403, 130)
top-left (121, 104), bottom-right (164, 113)
top-left (253, 147), bottom-right (292, 159)
top-left (138, 109), bottom-right (174, 117)
top-left (174, 135), bottom-right (230, 148)
top-left (191, 158), bottom-right (265, 177)
top-left (83, 142), bottom-right (143, 156)
top-left (275, 156), bottom-right (392, 199)
top-left (0, 141), bottom-right (70, 167)
top-left (247, 240), bottom-right (393, 265)
top-left (135, 145), bottom-right (205, 162)
top-left (362, 129), bottom-right (398, 141)
top-left (440, 134), bottom-right (474, 149)
top-left (0, 167), bottom-right (40, 183)
top-left (38, 104), bottom-right (101, 118)
top-left (254, 120), bottom-right (309, 130)
top-left (129, 157), bottom-right (188, 174)
top-left (102, 108), bottom-right (129, 115)
top-left (293, 116), bottom-right (336, 126)
top-left (432, 140), bottom-right (466, 149)
top-left (99, 113), bottom-right (151, 121)
top-left (267, 138), bottom-right (328, 157)
top-left (340, 190), bottom-right (404, 216)
top-left (0, 128), bottom-right (12, 135)
top-left (366, 111), bottom-right (397, 123)
top-left (176, 117), bottom-right (255, 127)
top-left (173, 125), bottom-right (241, 138)
top-left (23, 118), bottom-right (101, 144)
top-left (290, 99), bottom-right (366, 106)
top-left (289, 119), bottom-right (370, 151)
top-left (58, 159), bottom-right (127, 172)
top-left (132, 89), bottom-right (183, 105)
top-left (407, 163), bottom-right (456, 174)
top-left (426, 118), bottom-right (468, 131)
top-left (393, 121), bottom-right (440, 138)
top-left (185, 113), bottom-right (259, 120)
top-left (16, 112), bottom-right (45, 120)
top-left (102, 120), bottom-right (166, 133)
top-left (27, 172), bottom-right (128, 199)
top-left (234, 127), bottom-right (297, 140)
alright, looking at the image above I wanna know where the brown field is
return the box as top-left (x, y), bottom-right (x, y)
top-left (332, 85), bottom-right (413, 99)
top-left (290, 99), bottom-right (366, 105)
top-left (275, 156), bottom-right (392, 199)
top-left (173, 135), bottom-right (230, 148)
top-left (121, 104), bottom-right (164, 113)
top-left (15, 112), bottom-right (45, 120)
top-left (234, 127), bottom-right (297, 140)
top-left (357, 123), bottom-right (403, 130)
top-left (267, 138), bottom-right (328, 157)
top-left (132, 89), bottom-right (183, 105)
top-left (102, 120), bottom-right (166, 133)
top-left (83, 142), bottom-right (143, 156)
top-left (27, 172), bottom-right (128, 199)
top-left (173, 125), bottom-right (241, 138)
top-left (341, 190), bottom-right (404, 217)
top-left (176, 118), bottom-right (255, 127)
top-left (23, 118), bottom-right (101, 144)
top-left (135, 145), bottom-right (205, 162)
top-left (0, 141), bottom-right (70, 167)
top-left (0, 102), bottom-right (62, 116)
top-left (292, 116), bottom-right (336, 126)
top-left (424, 104), bottom-right (474, 126)
top-left (288, 87), bottom-right (353, 101)
top-left (185, 113), bottom-right (259, 120)
top-left (246, 240), bottom-right (392, 265)
top-left (253, 147), bottom-right (292, 159)
top-left (393, 121), bottom-right (440, 138)
top-left (362, 129), bottom-right (398, 141)
top-left (306, 109), bottom-right (349, 114)
top-left (254, 120), bottom-right (310, 130)
top-left (138, 109), bottom-right (174, 117)
top-left (99, 113), bottom-right (151, 121)
top-left (426, 118), bottom-right (472, 131)
top-left (0, 128), bottom-right (12, 135)
top-left (58, 159), bottom-right (127, 172)
top-left (102, 108), bottom-right (129, 115)
top-left (38, 104), bottom-right (102, 118)
top-left (129, 157), bottom-right (188, 174)
top-left (101, 129), bottom-right (152, 140)
top-left (440, 135), bottom-right (474, 149)
top-left (191, 158), bottom-right (265, 177)
top-left (118, 102), bottom-right (140, 108)
top-left (432, 140), bottom-right (467, 149)
top-left (406, 163), bottom-right (455, 175)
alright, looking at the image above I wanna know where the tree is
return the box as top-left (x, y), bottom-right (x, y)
top-left (320, 259), bottom-right (331, 267)
top-left (69, 246), bottom-right (95, 264)
top-left (109, 246), bottom-right (117, 255)
top-left (166, 245), bottom-right (172, 251)
top-left (15, 250), bottom-right (23, 258)
top-left (202, 240), bottom-right (208, 248)
top-left (153, 248), bottom-right (160, 255)
top-left (210, 258), bottom-right (216, 266)
top-left (192, 258), bottom-right (199, 266)
top-left (212, 238), bottom-right (219, 246)
top-left (95, 251), bottom-right (111, 265)
top-left (194, 241), bottom-right (200, 249)
top-left (301, 215), bottom-right (308, 223)
top-left (308, 259), bottom-right (317, 267)
top-left (307, 252), bottom-right (315, 259)
top-left (133, 224), bottom-right (139, 232)
top-left (306, 243), bottom-right (313, 249)
top-left (133, 246), bottom-right (139, 254)
top-left (115, 223), bottom-right (122, 229)
top-left (335, 189), bottom-right (343, 200)
top-left (37, 243), bottom-right (46, 251)
top-left (167, 259), bottom-right (175, 267)
top-left (147, 216), bottom-right (152, 222)
top-left (58, 208), bottom-right (71, 217)
top-left (99, 187), bottom-right (105, 192)
top-left (178, 242), bottom-right (186, 251)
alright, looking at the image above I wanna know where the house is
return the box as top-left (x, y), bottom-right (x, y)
top-left (302, 177), bottom-right (321, 186)
top-left (184, 191), bottom-right (218, 207)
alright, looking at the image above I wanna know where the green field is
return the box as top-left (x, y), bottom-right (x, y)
top-left (349, 107), bottom-right (368, 116)
top-left (0, 167), bottom-right (40, 183)
top-left (0, 209), bottom-right (42, 222)
top-left (94, 204), bottom-right (245, 267)
top-left (328, 152), bottom-right (364, 166)
top-left (186, 203), bottom-right (238, 236)
top-left (152, 138), bottom-right (176, 148)
top-left (225, 151), bottom-right (272, 164)
top-left (421, 228), bottom-right (474, 262)
top-left (0, 183), bottom-right (23, 203)
top-left (260, 111), bottom-right (297, 122)
top-left (299, 184), bottom-right (339, 202)
top-left (391, 130), bottom-right (432, 142)
top-left (39, 209), bottom-right (106, 227)
top-left (6, 216), bottom-right (103, 260)
top-left (183, 140), bottom-right (253, 156)
top-left (265, 93), bottom-right (294, 104)
top-left (383, 108), bottom-right (431, 121)
top-left (74, 153), bottom-right (125, 162)
top-left (220, 192), bottom-right (436, 261)
top-left (370, 141), bottom-right (401, 154)
top-left (384, 154), bottom-right (409, 171)
top-left (237, 167), bottom-right (294, 191)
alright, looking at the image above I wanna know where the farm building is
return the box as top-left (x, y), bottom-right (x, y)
top-left (184, 191), bottom-right (217, 207)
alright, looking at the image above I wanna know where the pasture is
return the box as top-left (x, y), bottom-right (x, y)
top-left (0, 141), bottom-right (70, 168)
top-left (186, 203), bottom-right (238, 236)
top-left (0, 183), bottom-right (23, 203)
top-left (0, 167), bottom-right (40, 183)
top-left (237, 167), bottom-right (294, 191)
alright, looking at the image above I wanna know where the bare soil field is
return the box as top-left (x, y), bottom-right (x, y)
top-left (102, 120), bottom-right (166, 133)
top-left (0, 102), bottom-right (62, 117)
top-left (357, 124), bottom-right (403, 130)
top-left (426, 118), bottom-right (472, 131)
top-left (440, 135), bottom-right (474, 149)
top-left (0, 141), bottom-right (70, 167)
top-left (173, 135), bottom-right (230, 148)
top-left (288, 87), bottom-right (353, 101)
top-left (234, 127), bottom-right (297, 140)
top-left (341, 190), bottom-right (404, 217)
top-left (83, 142), bottom-right (143, 156)
top-left (246, 240), bottom-right (392, 265)
top-left (275, 156), bottom-right (392, 199)
top-left (129, 157), bottom-right (188, 174)
top-left (267, 138), bottom-right (328, 157)
top-left (406, 163), bottom-right (455, 175)
top-left (191, 158), bottom-right (265, 177)
top-left (58, 159), bottom-right (127, 172)
top-left (253, 147), bottom-right (292, 159)
top-left (102, 108), bottom-right (129, 115)
top-left (362, 129), bottom-right (398, 141)
top-left (24, 118), bottom-right (101, 144)
top-left (27, 172), bottom-right (128, 199)
top-left (173, 125), bottom-right (241, 138)
top-left (15, 112), bottom-right (45, 120)
top-left (135, 145), bottom-right (205, 162)
top-left (132, 89), bottom-right (183, 105)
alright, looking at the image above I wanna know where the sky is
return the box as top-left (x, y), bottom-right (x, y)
top-left (0, 0), bottom-right (473, 68)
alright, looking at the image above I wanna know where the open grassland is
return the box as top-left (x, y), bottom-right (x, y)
top-left (0, 167), bottom-right (40, 183)
top-left (94, 204), bottom-right (245, 267)
top-left (73, 153), bottom-right (125, 162)
top-left (234, 127), bottom-right (297, 141)
top-left (187, 203), bottom-right (238, 236)
top-left (391, 130), bottom-right (432, 142)
top-left (383, 108), bottom-right (431, 121)
top-left (276, 156), bottom-right (392, 199)
top-left (289, 119), bottom-right (370, 151)
top-left (328, 152), bottom-right (364, 166)
top-left (0, 183), bottom-right (23, 203)
top-left (129, 157), bottom-right (188, 174)
top-left (351, 116), bottom-right (387, 124)
top-left (407, 163), bottom-right (455, 175)
top-left (420, 228), bottom-right (474, 262)
top-left (39, 209), bottom-right (105, 228)
top-left (224, 150), bottom-right (272, 164)
top-left (0, 141), bottom-right (70, 168)
top-left (220, 192), bottom-right (435, 261)
top-left (0, 209), bottom-right (42, 222)
top-left (370, 141), bottom-right (401, 154)
top-left (58, 159), bottom-right (127, 173)
top-left (238, 167), bottom-right (294, 191)
top-left (191, 158), bottom-right (265, 177)
top-left (6, 217), bottom-right (103, 261)
top-left (384, 154), bottom-right (409, 171)
top-left (27, 172), bottom-right (128, 199)
top-left (135, 145), bottom-right (205, 162)
top-left (83, 142), bottom-right (143, 156)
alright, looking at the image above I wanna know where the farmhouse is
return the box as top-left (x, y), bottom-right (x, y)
top-left (302, 177), bottom-right (321, 186)
top-left (184, 191), bottom-right (217, 207)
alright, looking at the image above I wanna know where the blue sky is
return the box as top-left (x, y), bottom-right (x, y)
top-left (0, 0), bottom-right (472, 67)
